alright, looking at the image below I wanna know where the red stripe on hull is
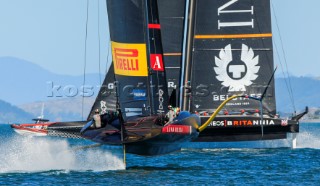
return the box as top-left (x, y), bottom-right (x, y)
top-left (11, 124), bottom-right (48, 134)
top-left (162, 125), bottom-right (191, 135)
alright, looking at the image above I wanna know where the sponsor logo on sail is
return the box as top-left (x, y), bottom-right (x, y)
top-left (217, 0), bottom-right (254, 30)
top-left (168, 81), bottom-right (177, 88)
top-left (107, 83), bottom-right (114, 89)
top-left (125, 108), bottom-right (142, 117)
top-left (150, 54), bottom-right (164, 71)
top-left (100, 100), bottom-right (107, 114)
top-left (158, 89), bottom-right (164, 110)
top-left (111, 41), bottom-right (148, 76)
top-left (214, 44), bottom-right (260, 92)
top-left (133, 89), bottom-right (147, 101)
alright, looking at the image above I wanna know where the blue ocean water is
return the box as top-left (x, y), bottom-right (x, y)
top-left (0, 123), bottom-right (319, 185)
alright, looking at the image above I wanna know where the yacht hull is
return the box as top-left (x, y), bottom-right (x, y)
top-left (81, 112), bottom-right (200, 156)
top-left (195, 115), bottom-right (299, 142)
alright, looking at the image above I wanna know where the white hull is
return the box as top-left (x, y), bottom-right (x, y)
top-left (13, 128), bottom-right (47, 137)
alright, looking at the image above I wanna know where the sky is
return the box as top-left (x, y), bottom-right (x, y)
top-left (0, 0), bottom-right (320, 77)
top-left (0, 0), bottom-right (110, 76)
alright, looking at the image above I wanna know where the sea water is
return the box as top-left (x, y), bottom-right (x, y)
top-left (0, 123), bottom-right (319, 185)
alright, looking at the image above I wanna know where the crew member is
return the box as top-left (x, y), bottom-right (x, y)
top-left (93, 109), bottom-right (102, 128)
top-left (175, 107), bottom-right (180, 116)
top-left (166, 105), bottom-right (176, 122)
top-left (240, 109), bottom-right (246, 115)
top-left (254, 109), bottom-right (260, 117)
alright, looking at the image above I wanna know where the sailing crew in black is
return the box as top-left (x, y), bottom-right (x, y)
top-left (93, 109), bottom-right (102, 128)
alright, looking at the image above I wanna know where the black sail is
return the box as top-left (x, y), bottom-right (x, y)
top-left (106, 0), bottom-right (169, 120)
top-left (158, 0), bottom-right (186, 106)
top-left (146, 0), bottom-right (170, 114)
top-left (87, 64), bottom-right (117, 120)
top-left (186, 0), bottom-right (276, 114)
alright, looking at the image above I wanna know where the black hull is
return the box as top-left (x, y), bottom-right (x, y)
top-left (43, 115), bottom-right (299, 144)
top-left (47, 121), bottom-right (87, 139)
top-left (125, 114), bottom-right (199, 156)
top-left (126, 127), bottom-right (198, 156)
top-left (81, 112), bottom-right (200, 156)
top-left (195, 116), bottom-right (299, 142)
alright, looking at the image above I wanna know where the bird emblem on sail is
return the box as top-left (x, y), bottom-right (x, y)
top-left (214, 44), bottom-right (260, 92)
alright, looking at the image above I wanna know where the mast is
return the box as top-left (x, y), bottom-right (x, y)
top-left (144, 0), bottom-right (154, 115)
top-left (181, 0), bottom-right (196, 111)
top-left (179, 0), bottom-right (190, 109)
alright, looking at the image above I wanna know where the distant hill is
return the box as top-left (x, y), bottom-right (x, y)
top-left (276, 76), bottom-right (320, 113)
top-left (0, 56), bottom-right (103, 105)
top-left (0, 57), bottom-right (103, 122)
top-left (304, 107), bottom-right (320, 120)
top-left (0, 99), bottom-right (34, 123)
top-left (1, 56), bottom-right (319, 121)
top-left (18, 97), bottom-right (95, 122)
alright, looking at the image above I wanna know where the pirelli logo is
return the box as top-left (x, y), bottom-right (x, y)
top-left (111, 41), bottom-right (148, 76)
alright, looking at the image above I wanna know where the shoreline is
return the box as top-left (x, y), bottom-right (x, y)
top-left (300, 120), bottom-right (320, 123)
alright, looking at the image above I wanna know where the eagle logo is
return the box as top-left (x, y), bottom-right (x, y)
top-left (214, 44), bottom-right (260, 92)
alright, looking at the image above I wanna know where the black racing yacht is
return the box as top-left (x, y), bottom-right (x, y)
top-left (158, 0), bottom-right (307, 146)
top-left (11, 0), bottom-right (307, 154)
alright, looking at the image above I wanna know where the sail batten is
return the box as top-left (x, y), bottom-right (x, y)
top-left (195, 33), bottom-right (272, 39)
top-left (163, 53), bottom-right (182, 56)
